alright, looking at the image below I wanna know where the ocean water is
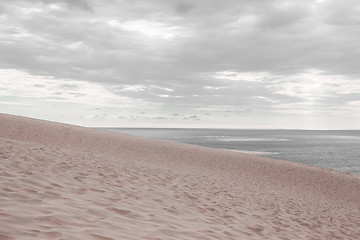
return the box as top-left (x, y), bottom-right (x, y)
top-left (105, 128), bottom-right (360, 175)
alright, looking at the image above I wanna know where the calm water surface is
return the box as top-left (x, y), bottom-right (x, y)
top-left (104, 128), bottom-right (360, 175)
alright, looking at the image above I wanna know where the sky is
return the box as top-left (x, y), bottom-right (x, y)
top-left (0, 0), bottom-right (360, 129)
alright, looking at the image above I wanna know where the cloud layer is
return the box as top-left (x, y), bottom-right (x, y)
top-left (0, 0), bottom-right (360, 128)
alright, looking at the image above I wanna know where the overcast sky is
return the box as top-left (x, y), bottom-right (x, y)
top-left (1, 0), bottom-right (360, 129)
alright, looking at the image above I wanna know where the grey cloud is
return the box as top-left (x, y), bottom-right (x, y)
top-left (321, 0), bottom-right (360, 25)
top-left (57, 0), bottom-right (92, 10)
top-left (9, 0), bottom-right (93, 10)
top-left (1, 0), bottom-right (360, 123)
top-left (174, 1), bottom-right (194, 14)
top-left (152, 116), bottom-right (166, 120)
top-left (255, 3), bottom-right (310, 29)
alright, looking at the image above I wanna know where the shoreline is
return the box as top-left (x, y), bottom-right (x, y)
top-left (104, 127), bottom-right (360, 175)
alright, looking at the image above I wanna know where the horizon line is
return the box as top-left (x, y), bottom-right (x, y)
top-left (96, 127), bottom-right (360, 131)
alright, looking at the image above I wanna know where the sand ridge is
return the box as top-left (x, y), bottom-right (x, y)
top-left (1, 113), bottom-right (360, 239)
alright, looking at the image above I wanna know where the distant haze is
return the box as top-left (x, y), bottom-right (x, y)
top-left (1, 0), bottom-right (360, 129)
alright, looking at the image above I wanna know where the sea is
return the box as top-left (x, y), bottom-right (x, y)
top-left (104, 128), bottom-right (360, 175)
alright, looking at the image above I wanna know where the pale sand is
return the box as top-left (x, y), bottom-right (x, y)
top-left (0, 113), bottom-right (359, 240)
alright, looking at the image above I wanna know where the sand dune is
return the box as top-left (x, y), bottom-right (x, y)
top-left (1, 113), bottom-right (359, 239)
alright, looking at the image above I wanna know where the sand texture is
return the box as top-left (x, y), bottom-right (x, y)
top-left (1, 113), bottom-right (360, 239)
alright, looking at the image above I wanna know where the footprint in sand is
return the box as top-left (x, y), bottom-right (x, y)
top-left (39, 231), bottom-right (63, 239)
top-left (89, 233), bottom-right (114, 240)
top-left (0, 233), bottom-right (15, 240)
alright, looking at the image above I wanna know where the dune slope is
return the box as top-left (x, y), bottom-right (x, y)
top-left (0, 113), bottom-right (359, 239)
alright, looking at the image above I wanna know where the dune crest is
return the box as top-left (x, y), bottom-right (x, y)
top-left (1, 113), bottom-right (360, 239)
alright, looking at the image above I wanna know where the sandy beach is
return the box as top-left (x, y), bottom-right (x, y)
top-left (0, 113), bottom-right (359, 239)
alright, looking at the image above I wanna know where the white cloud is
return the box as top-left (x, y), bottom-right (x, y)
top-left (204, 86), bottom-right (226, 90)
top-left (118, 85), bottom-right (147, 92)
top-left (213, 71), bottom-right (271, 82)
top-left (349, 101), bottom-right (360, 106)
top-left (272, 69), bottom-right (360, 99)
top-left (153, 86), bottom-right (174, 92)
top-left (107, 19), bottom-right (182, 40)
top-left (0, 69), bottom-right (135, 107)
